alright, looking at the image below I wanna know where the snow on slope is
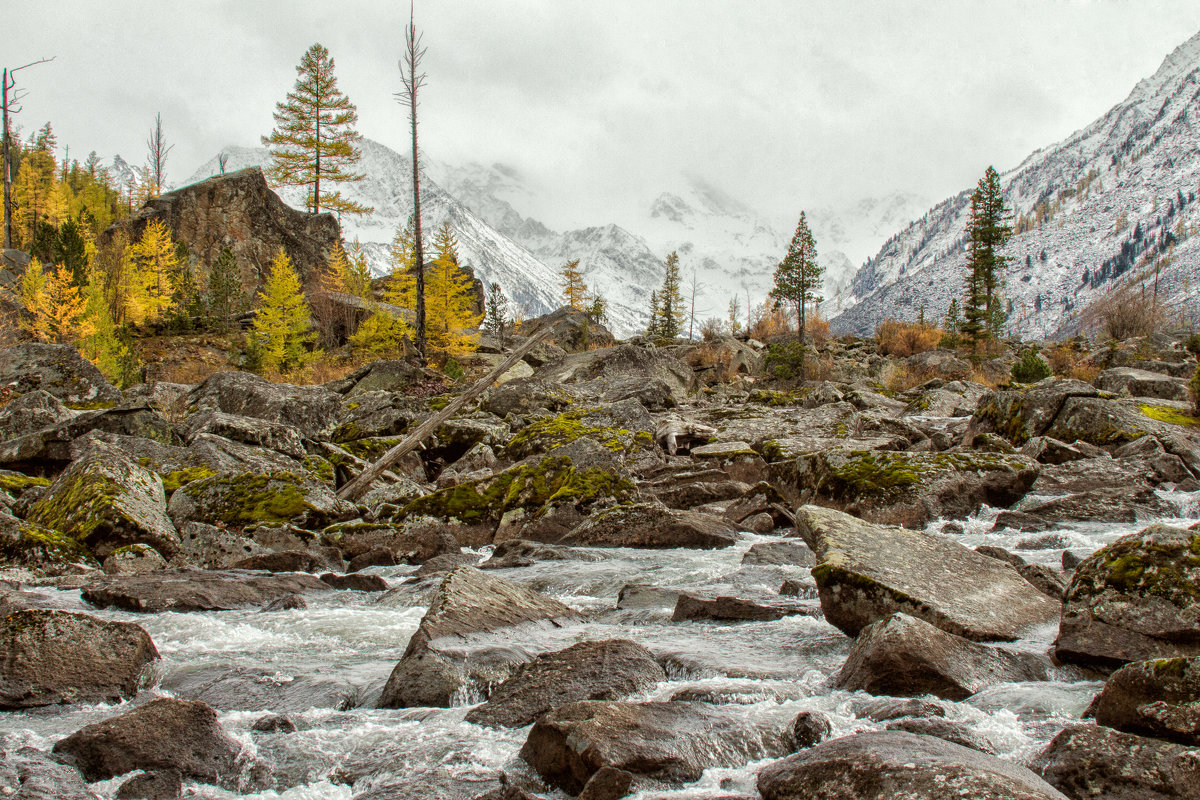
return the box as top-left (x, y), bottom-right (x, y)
top-left (831, 30), bottom-right (1200, 339)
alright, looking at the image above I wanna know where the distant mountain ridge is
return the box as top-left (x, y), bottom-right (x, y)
top-left (830, 29), bottom-right (1200, 339)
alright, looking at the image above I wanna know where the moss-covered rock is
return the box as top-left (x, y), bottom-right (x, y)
top-left (166, 470), bottom-right (353, 531)
top-left (1093, 657), bottom-right (1200, 744)
top-left (181, 410), bottom-right (307, 459)
top-left (795, 449), bottom-right (1039, 528)
top-left (185, 371), bottom-right (342, 439)
top-left (965, 378), bottom-right (1097, 446)
top-left (504, 400), bottom-right (654, 461)
top-left (0, 343), bottom-right (122, 406)
top-left (27, 440), bottom-right (179, 560)
top-left (0, 509), bottom-right (92, 569)
top-left (1056, 523), bottom-right (1200, 670)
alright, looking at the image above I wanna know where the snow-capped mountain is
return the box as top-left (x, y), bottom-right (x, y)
top-left (185, 141), bottom-right (568, 328)
top-left (108, 155), bottom-right (142, 192)
top-left (830, 29), bottom-right (1200, 339)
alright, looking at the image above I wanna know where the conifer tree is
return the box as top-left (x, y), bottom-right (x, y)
top-left (262, 44), bottom-right (371, 217)
top-left (251, 248), bottom-right (319, 374)
top-left (484, 281), bottom-right (509, 345)
top-left (961, 166), bottom-right (1012, 350)
top-left (207, 246), bottom-right (246, 329)
top-left (560, 259), bottom-right (587, 310)
top-left (728, 296), bottom-right (742, 334)
top-left (425, 222), bottom-right (481, 363)
top-left (40, 262), bottom-right (89, 343)
top-left (656, 251), bottom-right (685, 340)
top-left (52, 217), bottom-right (88, 286)
top-left (383, 216), bottom-right (417, 310)
top-left (771, 212), bottom-right (822, 343)
top-left (17, 259), bottom-right (48, 338)
top-left (128, 219), bottom-right (180, 324)
top-left (398, 11), bottom-right (428, 362)
top-left (79, 282), bottom-right (128, 382)
top-left (645, 290), bottom-right (661, 338)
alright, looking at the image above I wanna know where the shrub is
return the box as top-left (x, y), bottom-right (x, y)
top-left (764, 341), bottom-right (806, 380)
top-left (1043, 342), bottom-right (1078, 376)
top-left (876, 319), bottom-right (942, 357)
top-left (1081, 281), bottom-right (1165, 340)
top-left (880, 362), bottom-right (921, 392)
top-left (1185, 333), bottom-right (1200, 358)
top-left (1069, 363), bottom-right (1101, 383)
top-left (699, 317), bottom-right (725, 342)
top-left (1011, 349), bottom-right (1052, 384)
top-left (806, 312), bottom-right (831, 345)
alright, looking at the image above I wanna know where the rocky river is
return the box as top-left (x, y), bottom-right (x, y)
top-left (2, 325), bottom-right (1200, 799)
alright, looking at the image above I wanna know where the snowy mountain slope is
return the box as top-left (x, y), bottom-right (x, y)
top-left (830, 30), bottom-right (1200, 338)
top-left (184, 141), bottom-right (566, 325)
top-left (108, 155), bottom-right (142, 192)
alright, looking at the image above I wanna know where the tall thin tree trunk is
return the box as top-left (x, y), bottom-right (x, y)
top-left (400, 7), bottom-right (428, 363)
top-left (2, 70), bottom-right (12, 250)
top-left (314, 98), bottom-right (321, 214)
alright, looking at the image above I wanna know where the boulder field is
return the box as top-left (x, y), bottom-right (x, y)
top-left (0, 328), bottom-right (1197, 797)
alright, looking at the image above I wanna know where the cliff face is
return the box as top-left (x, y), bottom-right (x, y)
top-left (104, 167), bottom-right (340, 290)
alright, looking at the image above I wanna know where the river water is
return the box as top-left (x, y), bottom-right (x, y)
top-left (4, 490), bottom-right (1198, 799)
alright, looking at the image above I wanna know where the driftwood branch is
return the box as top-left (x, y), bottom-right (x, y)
top-left (336, 329), bottom-right (552, 502)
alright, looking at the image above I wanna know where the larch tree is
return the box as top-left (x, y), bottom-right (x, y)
top-left (262, 43), bottom-right (371, 218)
top-left (425, 221), bottom-right (481, 363)
top-left (251, 248), bottom-right (319, 374)
top-left (40, 261), bottom-right (90, 343)
top-left (560, 259), bottom-right (587, 310)
top-left (383, 216), bottom-right (417, 310)
top-left (396, 11), bottom-right (428, 362)
top-left (128, 219), bottom-right (180, 324)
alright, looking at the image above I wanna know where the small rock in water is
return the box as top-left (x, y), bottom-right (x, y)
top-left (577, 766), bottom-right (636, 800)
top-left (319, 572), bottom-right (388, 591)
top-left (251, 714), bottom-right (297, 733)
top-left (346, 546), bottom-right (399, 572)
top-left (885, 717), bottom-right (997, 754)
top-left (1061, 550), bottom-right (1085, 570)
top-left (1015, 533), bottom-right (1070, 550)
top-left (791, 711), bottom-right (833, 749)
top-left (778, 579), bottom-right (816, 599)
top-left (262, 593), bottom-right (306, 611)
top-left (853, 697), bottom-right (947, 722)
top-left (115, 768), bottom-right (183, 799)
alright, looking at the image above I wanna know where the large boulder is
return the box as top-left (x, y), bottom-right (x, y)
top-left (834, 613), bottom-right (1051, 701)
top-left (52, 697), bottom-right (264, 791)
top-left (0, 343), bottom-right (121, 406)
top-left (0, 608), bottom-right (158, 709)
top-left (1043, 396), bottom-right (1196, 449)
top-left (465, 640), bottom-right (666, 728)
top-left (1032, 724), bottom-right (1200, 800)
top-left (185, 371), bottom-right (342, 438)
top-left (1055, 523), bottom-right (1200, 669)
top-left (480, 379), bottom-right (582, 418)
top-left (1093, 657), bottom-right (1200, 744)
top-left (103, 166), bottom-right (339, 290)
top-left (27, 440), bottom-right (178, 560)
top-left (179, 410), bottom-right (306, 459)
top-left (520, 700), bottom-right (794, 793)
top-left (166, 470), bottom-right (354, 530)
top-left (81, 569), bottom-right (331, 612)
top-left (502, 399), bottom-right (657, 461)
top-left (965, 378), bottom-right (1097, 446)
top-left (795, 449), bottom-right (1038, 528)
top-left (1097, 367), bottom-right (1193, 403)
top-left (321, 519), bottom-right (460, 565)
top-left (558, 503), bottom-right (738, 549)
top-left (532, 342), bottom-right (694, 405)
top-left (519, 307), bottom-right (616, 354)
top-left (378, 567), bottom-right (580, 708)
top-left (0, 390), bottom-right (77, 441)
top-left (796, 505), bottom-right (1060, 641)
top-left (758, 731), bottom-right (1068, 800)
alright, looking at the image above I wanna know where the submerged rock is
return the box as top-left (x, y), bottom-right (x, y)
top-left (796, 505), bottom-right (1059, 641)
top-left (834, 613), bottom-right (1051, 701)
top-left (520, 700), bottom-right (793, 793)
top-left (758, 731), bottom-right (1068, 800)
top-left (0, 609), bottom-right (158, 709)
top-left (465, 639), bottom-right (665, 728)
top-left (53, 697), bottom-right (265, 790)
top-left (81, 569), bottom-right (331, 613)
top-left (1055, 523), bottom-right (1200, 669)
top-left (0, 744), bottom-right (97, 800)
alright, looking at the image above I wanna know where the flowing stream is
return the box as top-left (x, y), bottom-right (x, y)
top-left (3, 490), bottom-right (1198, 799)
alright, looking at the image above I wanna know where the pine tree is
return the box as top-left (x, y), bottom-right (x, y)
top-left (484, 281), bottom-right (509, 345)
top-left (348, 309), bottom-right (408, 359)
top-left (262, 43), bottom-right (371, 217)
top-left (251, 248), bottom-right (319, 374)
top-left (52, 217), bottom-right (89, 286)
top-left (560, 259), bottom-right (587, 310)
top-left (645, 290), bottom-right (661, 337)
top-left (207, 246), bottom-right (246, 329)
top-left (425, 222), bottom-right (481, 363)
top-left (657, 251), bottom-right (685, 340)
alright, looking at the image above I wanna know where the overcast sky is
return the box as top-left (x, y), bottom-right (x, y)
top-left (8, 1), bottom-right (1200, 230)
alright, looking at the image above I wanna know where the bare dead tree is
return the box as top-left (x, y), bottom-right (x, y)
top-left (146, 112), bottom-right (173, 196)
top-left (396, 3), bottom-right (428, 364)
top-left (218, 152), bottom-right (229, 175)
top-left (687, 268), bottom-right (703, 340)
top-left (2, 56), bottom-right (54, 249)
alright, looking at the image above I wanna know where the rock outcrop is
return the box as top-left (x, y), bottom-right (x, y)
top-left (103, 166), bottom-right (339, 289)
top-left (1032, 724), bottom-right (1200, 800)
top-left (1093, 657), bottom-right (1200, 744)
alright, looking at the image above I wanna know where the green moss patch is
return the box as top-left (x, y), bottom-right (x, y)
top-left (178, 471), bottom-right (316, 528)
top-left (1139, 404), bottom-right (1200, 427)
top-left (0, 471), bottom-right (50, 494)
top-left (159, 466), bottom-right (217, 496)
top-left (505, 408), bottom-right (638, 459)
